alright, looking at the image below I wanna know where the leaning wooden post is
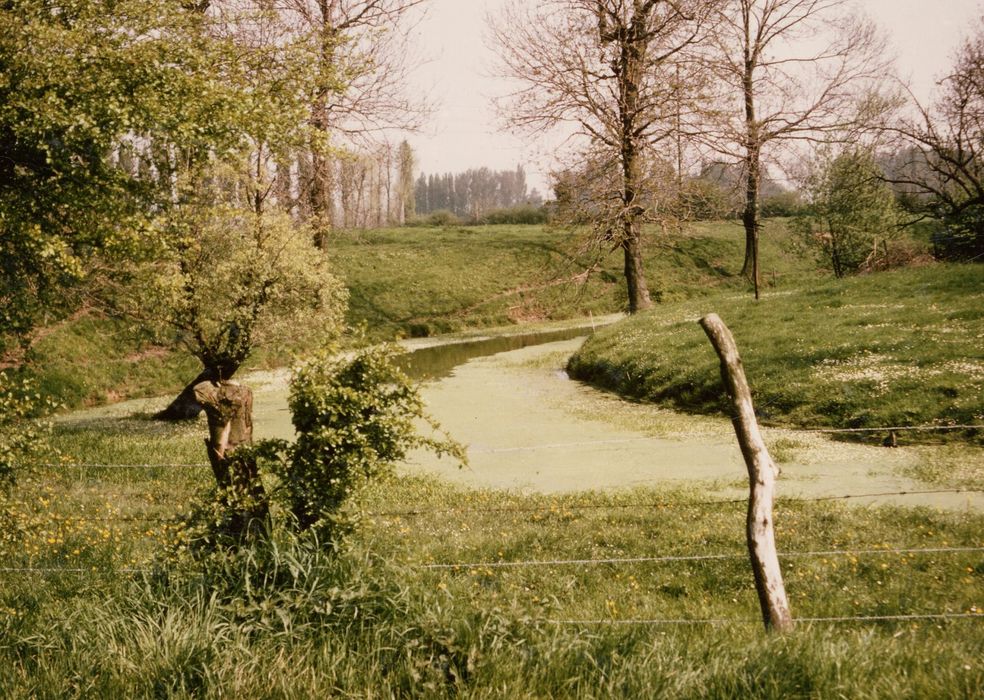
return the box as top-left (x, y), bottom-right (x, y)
top-left (699, 313), bottom-right (794, 633)
top-left (193, 380), bottom-right (269, 539)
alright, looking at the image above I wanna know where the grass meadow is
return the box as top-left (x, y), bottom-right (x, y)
top-left (17, 220), bottom-right (806, 413)
top-left (2, 220), bottom-right (982, 696)
top-left (0, 397), bottom-right (981, 697)
top-left (569, 263), bottom-right (984, 440)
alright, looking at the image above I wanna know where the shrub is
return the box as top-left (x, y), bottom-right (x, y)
top-left (0, 371), bottom-right (56, 492)
top-left (792, 148), bottom-right (901, 277)
top-left (406, 209), bottom-right (461, 227)
top-left (760, 190), bottom-right (806, 218)
top-left (273, 344), bottom-right (464, 537)
top-left (478, 205), bottom-right (549, 225)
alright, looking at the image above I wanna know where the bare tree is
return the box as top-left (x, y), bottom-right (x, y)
top-left (274, 1), bottom-right (430, 236)
top-left (397, 140), bottom-right (415, 224)
top-left (702, 0), bottom-right (890, 298)
top-left (491, 0), bottom-right (719, 313)
top-left (883, 20), bottom-right (984, 261)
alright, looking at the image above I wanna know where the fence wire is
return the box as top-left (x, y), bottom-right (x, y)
top-left (421, 546), bottom-right (984, 571)
top-left (5, 545), bottom-right (981, 576)
top-left (546, 613), bottom-right (984, 626)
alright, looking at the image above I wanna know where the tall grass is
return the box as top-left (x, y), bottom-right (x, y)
top-left (1, 408), bottom-right (981, 698)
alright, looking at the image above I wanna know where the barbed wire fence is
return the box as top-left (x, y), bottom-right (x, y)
top-left (3, 481), bottom-right (982, 627)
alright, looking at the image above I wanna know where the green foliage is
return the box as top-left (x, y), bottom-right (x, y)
top-left (0, 0), bottom-right (247, 354)
top-left (569, 264), bottom-right (984, 438)
top-left (273, 344), bottom-right (464, 535)
top-left (760, 190), bottom-right (806, 218)
top-left (793, 148), bottom-right (902, 277)
top-left (118, 202), bottom-right (348, 377)
top-left (679, 177), bottom-right (739, 220)
top-left (0, 372), bottom-right (56, 492)
top-left (406, 209), bottom-right (461, 227)
top-left (477, 204), bottom-right (549, 225)
top-left (0, 0), bottom-right (342, 365)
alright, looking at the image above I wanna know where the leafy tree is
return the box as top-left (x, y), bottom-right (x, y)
top-left (105, 193), bottom-right (347, 417)
top-left (793, 148), bottom-right (900, 277)
top-left (269, 0), bottom-right (428, 234)
top-left (0, 0), bottom-right (242, 358)
top-left (1, 0), bottom-right (350, 417)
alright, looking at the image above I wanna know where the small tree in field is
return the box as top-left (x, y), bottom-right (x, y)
top-left (794, 148), bottom-right (900, 277)
top-left (97, 157), bottom-right (348, 420)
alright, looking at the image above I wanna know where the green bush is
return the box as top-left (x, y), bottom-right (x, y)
top-left (792, 148), bottom-right (901, 277)
top-left (273, 344), bottom-right (464, 536)
top-left (478, 204), bottom-right (549, 225)
top-left (406, 209), bottom-right (461, 227)
top-left (0, 372), bottom-right (56, 492)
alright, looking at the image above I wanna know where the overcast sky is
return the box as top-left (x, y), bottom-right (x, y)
top-left (402, 0), bottom-right (983, 193)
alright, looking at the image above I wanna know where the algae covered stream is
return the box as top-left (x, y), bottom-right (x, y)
top-left (61, 325), bottom-right (983, 509)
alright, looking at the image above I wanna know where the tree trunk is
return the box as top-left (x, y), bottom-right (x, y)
top-left (699, 313), bottom-right (794, 633)
top-left (193, 380), bottom-right (269, 540)
top-left (619, 13), bottom-right (653, 315)
top-left (623, 232), bottom-right (653, 313)
top-left (741, 202), bottom-right (760, 299)
top-left (740, 23), bottom-right (761, 300)
top-left (154, 363), bottom-right (240, 421)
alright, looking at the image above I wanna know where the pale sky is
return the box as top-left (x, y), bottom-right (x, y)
top-left (403, 0), bottom-right (983, 193)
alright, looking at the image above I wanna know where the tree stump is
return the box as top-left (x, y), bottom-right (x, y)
top-left (193, 380), bottom-right (269, 539)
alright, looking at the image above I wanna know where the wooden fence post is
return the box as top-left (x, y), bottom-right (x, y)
top-left (699, 313), bottom-right (794, 632)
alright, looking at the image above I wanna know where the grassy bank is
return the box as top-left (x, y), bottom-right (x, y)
top-left (328, 219), bottom-right (809, 339)
top-left (0, 413), bottom-right (981, 697)
top-left (568, 263), bottom-right (984, 439)
top-left (15, 219), bottom-right (808, 412)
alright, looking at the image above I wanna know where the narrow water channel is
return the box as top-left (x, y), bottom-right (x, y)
top-left (396, 324), bottom-right (600, 380)
top-left (58, 322), bottom-right (982, 508)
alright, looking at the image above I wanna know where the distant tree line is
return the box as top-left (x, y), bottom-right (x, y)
top-left (292, 140), bottom-right (417, 230)
top-left (413, 166), bottom-right (543, 221)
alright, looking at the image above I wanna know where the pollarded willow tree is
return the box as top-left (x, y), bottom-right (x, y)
top-left (70, 0), bottom-right (353, 420)
top-left (491, 0), bottom-right (721, 313)
top-left (702, 0), bottom-right (891, 298)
